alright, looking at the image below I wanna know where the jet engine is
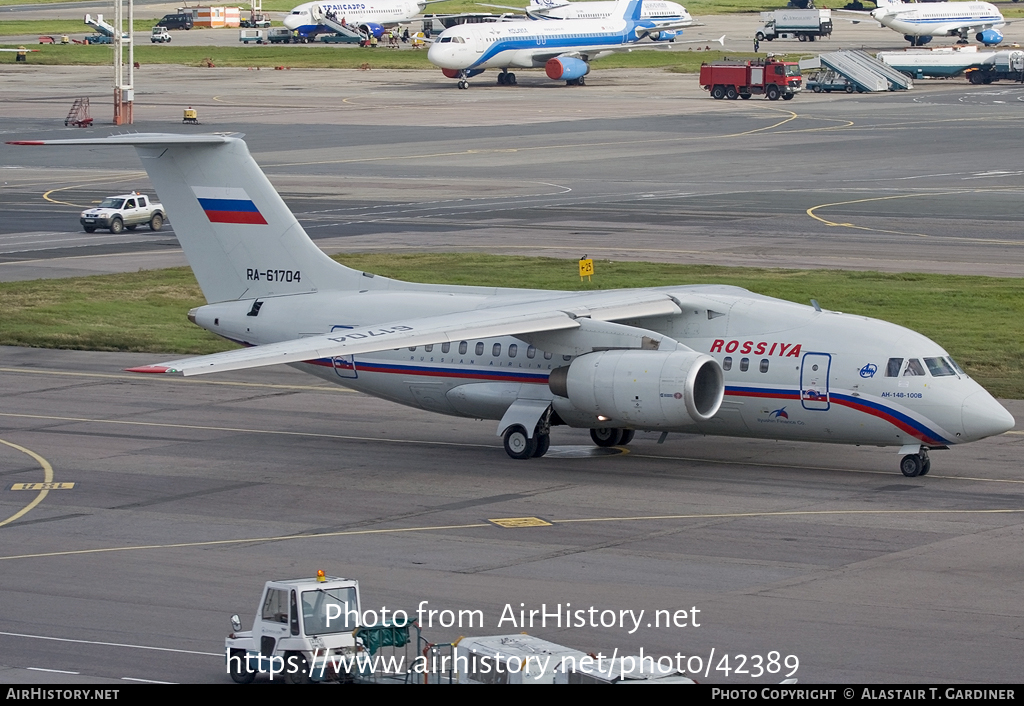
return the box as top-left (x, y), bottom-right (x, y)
top-left (442, 68), bottom-right (485, 79)
top-left (548, 350), bottom-right (725, 428)
top-left (976, 29), bottom-right (1003, 46)
top-left (646, 30), bottom-right (679, 42)
top-left (360, 22), bottom-right (385, 38)
top-left (904, 34), bottom-right (932, 46)
top-left (545, 57), bottom-right (590, 81)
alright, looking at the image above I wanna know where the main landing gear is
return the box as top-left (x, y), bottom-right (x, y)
top-left (497, 70), bottom-right (517, 86)
top-left (900, 448), bottom-right (931, 477)
top-left (589, 428), bottom-right (635, 447)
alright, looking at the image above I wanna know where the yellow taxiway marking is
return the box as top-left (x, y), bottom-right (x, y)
top-left (0, 439), bottom-right (55, 528)
top-left (11, 482), bottom-right (74, 491)
top-left (807, 191), bottom-right (1024, 245)
top-left (489, 517), bottom-right (552, 528)
top-left (0, 367), bottom-right (355, 393)
top-left (0, 412), bottom-right (492, 449)
top-left (42, 174), bottom-right (145, 208)
top-left (2, 508), bottom-right (1021, 562)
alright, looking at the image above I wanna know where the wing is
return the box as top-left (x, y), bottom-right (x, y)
top-left (556, 34), bottom-right (723, 62)
top-left (129, 290), bottom-right (684, 376)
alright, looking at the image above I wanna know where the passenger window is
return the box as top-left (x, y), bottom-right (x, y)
top-left (408, 346), bottom-right (416, 352)
top-left (138, 196), bottom-right (147, 207)
top-left (904, 359), bottom-right (926, 376)
top-left (475, 342), bottom-right (484, 356)
top-left (424, 344), bottom-right (433, 353)
top-left (544, 352), bottom-right (552, 360)
top-left (924, 357), bottom-right (955, 377)
top-left (760, 359), bottom-right (769, 373)
top-left (492, 343), bottom-right (501, 356)
top-left (740, 357), bottom-right (749, 372)
top-left (886, 358), bottom-right (903, 377)
top-left (508, 344), bottom-right (517, 358)
top-left (442, 342), bottom-right (450, 354)
top-left (722, 356), bottom-right (732, 371)
top-left (124, 199), bottom-right (136, 209)
top-left (527, 346), bottom-right (536, 359)
top-left (562, 355), bottom-right (571, 361)
top-left (459, 341), bottom-right (467, 355)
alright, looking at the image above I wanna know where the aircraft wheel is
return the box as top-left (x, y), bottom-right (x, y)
top-left (919, 457), bottom-right (931, 476)
top-left (504, 425), bottom-right (538, 460)
top-left (497, 73), bottom-right (506, 85)
top-left (619, 429), bottom-right (635, 445)
top-left (726, 86), bottom-right (738, 100)
top-left (109, 217), bottom-right (124, 234)
top-left (711, 85), bottom-right (725, 99)
top-left (900, 454), bottom-right (923, 477)
top-left (532, 432), bottom-right (551, 458)
top-left (590, 428), bottom-right (623, 448)
top-left (508, 72), bottom-right (516, 85)
top-left (229, 649), bottom-right (256, 684)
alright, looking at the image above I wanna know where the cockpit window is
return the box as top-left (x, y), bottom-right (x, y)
top-left (947, 357), bottom-right (966, 376)
top-left (885, 358), bottom-right (903, 377)
top-left (924, 357), bottom-right (955, 377)
top-left (903, 359), bottom-right (926, 376)
top-left (439, 36), bottom-right (452, 43)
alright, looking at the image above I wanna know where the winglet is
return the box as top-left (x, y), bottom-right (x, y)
top-left (715, 34), bottom-right (726, 46)
top-left (125, 365), bottom-right (174, 374)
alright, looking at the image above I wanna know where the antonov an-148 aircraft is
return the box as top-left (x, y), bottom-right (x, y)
top-left (10, 134), bottom-right (1014, 477)
top-left (848, 0), bottom-right (1006, 46)
top-left (428, 0), bottom-right (715, 87)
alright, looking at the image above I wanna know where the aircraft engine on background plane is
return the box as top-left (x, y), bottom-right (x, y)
top-left (361, 21), bottom-right (386, 38)
top-left (548, 349), bottom-right (725, 429)
top-left (976, 28), bottom-right (1002, 45)
top-left (905, 34), bottom-right (932, 45)
top-left (646, 29), bottom-right (679, 41)
top-left (545, 56), bottom-right (590, 81)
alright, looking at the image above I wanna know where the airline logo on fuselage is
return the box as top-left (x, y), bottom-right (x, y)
top-left (192, 186), bottom-right (267, 225)
top-left (710, 339), bottom-right (804, 357)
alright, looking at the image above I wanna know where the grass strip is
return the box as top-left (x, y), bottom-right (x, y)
top-left (1, 253), bottom-right (1021, 397)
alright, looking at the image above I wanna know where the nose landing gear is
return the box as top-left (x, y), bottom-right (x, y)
top-left (900, 448), bottom-right (931, 477)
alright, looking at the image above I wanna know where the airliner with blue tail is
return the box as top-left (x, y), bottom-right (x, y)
top-left (846, 0), bottom-right (1006, 47)
top-left (427, 0), bottom-right (719, 87)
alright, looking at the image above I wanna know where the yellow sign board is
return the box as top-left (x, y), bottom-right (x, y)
top-left (489, 516), bottom-right (552, 528)
top-left (10, 482), bottom-right (75, 491)
top-left (579, 258), bottom-right (594, 281)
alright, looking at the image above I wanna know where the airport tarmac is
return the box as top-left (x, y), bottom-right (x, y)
top-left (1, 18), bottom-right (1024, 685)
top-left (2, 64), bottom-right (1024, 281)
top-left (0, 345), bottom-right (1022, 684)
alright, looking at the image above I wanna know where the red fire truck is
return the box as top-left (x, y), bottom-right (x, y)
top-left (699, 58), bottom-right (802, 101)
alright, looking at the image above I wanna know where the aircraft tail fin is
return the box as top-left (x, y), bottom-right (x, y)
top-left (615, 0), bottom-right (643, 23)
top-left (10, 134), bottom-right (364, 304)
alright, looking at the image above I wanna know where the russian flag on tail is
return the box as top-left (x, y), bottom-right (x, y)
top-left (192, 186), bottom-right (267, 225)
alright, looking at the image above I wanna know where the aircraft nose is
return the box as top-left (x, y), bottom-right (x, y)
top-left (962, 390), bottom-right (1016, 441)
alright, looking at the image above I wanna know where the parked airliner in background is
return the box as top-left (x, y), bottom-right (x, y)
top-left (283, 0), bottom-right (445, 40)
top-left (847, 0), bottom-right (1006, 46)
top-left (10, 133), bottom-right (1015, 476)
top-left (428, 0), bottom-right (718, 87)
top-left (483, 0), bottom-right (693, 27)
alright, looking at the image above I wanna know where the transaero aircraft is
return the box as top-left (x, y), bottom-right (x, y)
top-left (485, 0), bottom-right (693, 26)
top-left (849, 0), bottom-right (1006, 46)
top-left (9, 134), bottom-right (1015, 476)
top-left (283, 0), bottom-right (444, 40)
top-left (428, 0), bottom-right (711, 87)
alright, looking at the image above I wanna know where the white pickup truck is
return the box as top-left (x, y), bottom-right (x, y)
top-left (80, 192), bottom-right (166, 234)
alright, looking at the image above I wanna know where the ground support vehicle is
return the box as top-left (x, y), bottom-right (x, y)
top-left (700, 57), bottom-right (802, 100)
top-left (79, 192), bottom-right (165, 234)
top-left (321, 32), bottom-right (362, 44)
top-left (151, 26), bottom-right (171, 43)
top-left (239, 29), bottom-right (265, 44)
top-left (241, 14), bottom-right (271, 28)
top-left (85, 34), bottom-right (110, 45)
top-left (267, 28), bottom-right (295, 44)
top-left (807, 69), bottom-right (862, 93)
top-left (757, 9), bottom-right (832, 42)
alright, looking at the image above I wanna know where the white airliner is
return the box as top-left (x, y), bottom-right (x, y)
top-left (8, 133), bottom-right (1015, 476)
top-left (484, 0), bottom-right (693, 26)
top-left (428, 0), bottom-right (716, 87)
top-left (850, 0), bottom-right (1006, 46)
top-left (283, 0), bottom-right (445, 40)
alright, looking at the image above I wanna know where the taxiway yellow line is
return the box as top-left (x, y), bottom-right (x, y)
top-left (42, 174), bottom-right (145, 208)
top-left (0, 439), bottom-right (54, 528)
top-left (2, 508), bottom-right (1021, 562)
top-left (0, 367), bottom-right (355, 393)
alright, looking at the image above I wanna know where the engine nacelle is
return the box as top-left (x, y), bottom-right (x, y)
top-left (545, 57), bottom-right (589, 81)
top-left (976, 29), bottom-right (1003, 46)
top-left (648, 30), bottom-right (679, 42)
top-left (549, 350), bottom-right (725, 429)
top-left (441, 68), bottom-right (485, 79)
top-left (361, 22), bottom-right (385, 38)
top-left (905, 34), bottom-right (932, 46)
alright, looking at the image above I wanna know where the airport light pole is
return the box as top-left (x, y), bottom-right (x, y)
top-left (112, 0), bottom-right (134, 124)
